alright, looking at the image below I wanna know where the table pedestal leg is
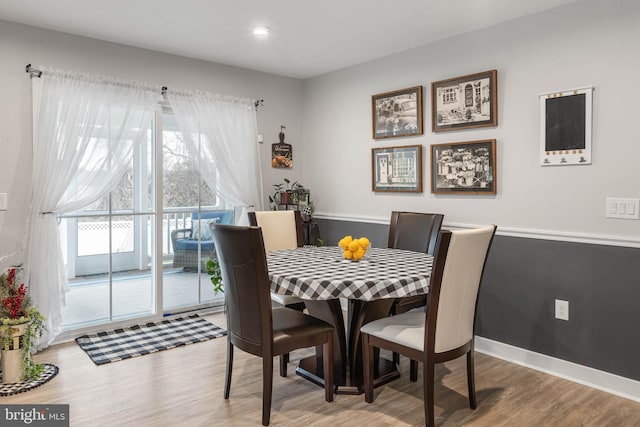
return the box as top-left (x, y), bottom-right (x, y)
top-left (297, 298), bottom-right (399, 395)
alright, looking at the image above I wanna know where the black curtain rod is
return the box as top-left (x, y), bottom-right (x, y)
top-left (25, 64), bottom-right (42, 78)
top-left (25, 64), bottom-right (263, 108)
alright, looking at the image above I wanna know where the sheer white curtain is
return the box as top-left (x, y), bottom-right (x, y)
top-left (168, 91), bottom-right (262, 223)
top-left (26, 67), bottom-right (160, 346)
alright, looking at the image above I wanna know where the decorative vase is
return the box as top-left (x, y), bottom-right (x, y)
top-left (1, 321), bottom-right (29, 384)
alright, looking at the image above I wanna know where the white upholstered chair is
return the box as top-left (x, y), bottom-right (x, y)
top-left (361, 225), bottom-right (497, 426)
top-left (247, 210), bottom-right (306, 376)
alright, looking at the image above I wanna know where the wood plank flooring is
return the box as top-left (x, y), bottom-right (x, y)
top-left (3, 312), bottom-right (640, 426)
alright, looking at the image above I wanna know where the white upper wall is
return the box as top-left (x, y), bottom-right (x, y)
top-left (0, 20), bottom-right (304, 257)
top-left (301, 0), bottom-right (640, 242)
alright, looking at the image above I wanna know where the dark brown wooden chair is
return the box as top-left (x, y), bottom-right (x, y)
top-left (210, 223), bottom-right (334, 426)
top-left (248, 210), bottom-right (306, 376)
top-left (362, 226), bottom-right (497, 426)
top-left (387, 211), bottom-right (444, 366)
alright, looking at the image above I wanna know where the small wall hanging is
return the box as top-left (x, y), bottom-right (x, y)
top-left (539, 86), bottom-right (593, 166)
top-left (272, 125), bottom-right (292, 168)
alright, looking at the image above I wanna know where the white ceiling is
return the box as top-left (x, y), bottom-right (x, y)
top-left (0, 0), bottom-right (581, 79)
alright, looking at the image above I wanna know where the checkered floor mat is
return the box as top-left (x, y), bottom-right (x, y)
top-left (0, 364), bottom-right (59, 396)
top-left (75, 314), bottom-right (226, 365)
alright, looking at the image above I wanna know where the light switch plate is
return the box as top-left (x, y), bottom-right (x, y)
top-left (606, 197), bottom-right (639, 220)
top-left (0, 193), bottom-right (7, 211)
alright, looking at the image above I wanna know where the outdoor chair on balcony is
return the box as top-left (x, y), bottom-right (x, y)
top-left (170, 210), bottom-right (234, 269)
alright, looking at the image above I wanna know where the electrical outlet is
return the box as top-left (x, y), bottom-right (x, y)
top-left (0, 193), bottom-right (7, 211)
top-left (555, 299), bottom-right (569, 321)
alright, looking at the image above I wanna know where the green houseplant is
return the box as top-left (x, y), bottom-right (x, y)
top-left (205, 258), bottom-right (224, 294)
top-left (0, 266), bottom-right (46, 383)
top-left (268, 179), bottom-right (314, 217)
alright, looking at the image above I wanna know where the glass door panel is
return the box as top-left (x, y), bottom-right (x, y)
top-left (61, 122), bottom-right (156, 330)
top-left (161, 113), bottom-right (223, 313)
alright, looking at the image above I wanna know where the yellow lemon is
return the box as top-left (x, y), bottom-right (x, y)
top-left (343, 250), bottom-right (353, 259)
top-left (339, 235), bottom-right (353, 250)
top-left (348, 241), bottom-right (360, 252)
top-left (353, 249), bottom-right (366, 261)
top-left (358, 237), bottom-right (370, 249)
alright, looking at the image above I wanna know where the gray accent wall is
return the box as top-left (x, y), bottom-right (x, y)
top-left (316, 218), bottom-right (640, 382)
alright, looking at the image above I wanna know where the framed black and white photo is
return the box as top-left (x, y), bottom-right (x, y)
top-left (372, 144), bottom-right (422, 192)
top-left (431, 70), bottom-right (497, 132)
top-left (430, 139), bottom-right (496, 194)
top-left (539, 86), bottom-right (593, 166)
top-left (372, 86), bottom-right (423, 139)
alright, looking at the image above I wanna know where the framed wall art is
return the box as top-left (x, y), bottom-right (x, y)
top-left (430, 139), bottom-right (496, 194)
top-left (431, 70), bottom-right (497, 132)
top-left (539, 86), bottom-right (593, 166)
top-left (372, 144), bottom-right (423, 193)
top-left (372, 86), bottom-right (423, 139)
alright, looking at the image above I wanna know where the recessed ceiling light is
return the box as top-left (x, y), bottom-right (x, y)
top-left (253, 26), bottom-right (270, 37)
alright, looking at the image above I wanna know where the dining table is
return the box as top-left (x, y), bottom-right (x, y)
top-left (267, 245), bottom-right (433, 394)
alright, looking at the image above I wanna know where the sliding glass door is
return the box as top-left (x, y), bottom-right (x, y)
top-left (60, 111), bottom-right (225, 332)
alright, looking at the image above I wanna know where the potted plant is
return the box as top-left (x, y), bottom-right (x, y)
top-left (268, 178), bottom-right (313, 212)
top-left (205, 258), bottom-right (224, 295)
top-left (0, 266), bottom-right (46, 383)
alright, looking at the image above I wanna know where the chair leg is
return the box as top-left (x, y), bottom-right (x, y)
top-left (393, 351), bottom-right (399, 366)
top-left (323, 332), bottom-right (334, 402)
top-left (224, 341), bottom-right (234, 399)
top-left (362, 333), bottom-right (374, 403)
top-left (280, 302), bottom-right (306, 377)
top-left (279, 353), bottom-right (289, 377)
top-left (423, 360), bottom-right (435, 427)
top-left (410, 359), bottom-right (418, 382)
top-left (467, 350), bottom-right (477, 409)
top-left (262, 355), bottom-right (273, 426)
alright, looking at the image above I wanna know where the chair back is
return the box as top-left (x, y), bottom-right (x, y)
top-left (248, 210), bottom-right (304, 252)
top-left (388, 211), bottom-right (444, 255)
top-left (209, 223), bottom-right (273, 356)
top-left (426, 225), bottom-right (496, 354)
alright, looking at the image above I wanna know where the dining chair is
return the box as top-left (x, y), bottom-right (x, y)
top-left (361, 225), bottom-right (497, 426)
top-left (248, 210), bottom-right (306, 376)
top-left (387, 211), bottom-right (444, 366)
top-left (210, 223), bottom-right (334, 426)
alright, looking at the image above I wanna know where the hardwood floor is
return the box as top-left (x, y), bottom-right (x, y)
top-left (5, 312), bottom-right (640, 426)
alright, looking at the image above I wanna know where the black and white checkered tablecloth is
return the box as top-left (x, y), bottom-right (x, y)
top-left (267, 246), bottom-right (433, 301)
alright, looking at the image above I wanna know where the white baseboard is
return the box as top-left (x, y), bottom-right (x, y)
top-left (475, 336), bottom-right (640, 403)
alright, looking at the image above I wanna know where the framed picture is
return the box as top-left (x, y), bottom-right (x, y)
top-left (372, 86), bottom-right (423, 139)
top-left (539, 86), bottom-right (593, 166)
top-left (430, 139), bottom-right (496, 194)
top-left (431, 70), bottom-right (498, 132)
top-left (372, 144), bottom-right (423, 192)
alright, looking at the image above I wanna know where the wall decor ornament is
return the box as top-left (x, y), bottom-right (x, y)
top-left (372, 86), bottom-right (423, 139)
top-left (431, 70), bottom-right (498, 132)
top-left (430, 139), bottom-right (496, 195)
top-left (272, 125), bottom-right (293, 168)
top-left (371, 144), bottom-right (422, 193)
top-left (539, 86), bottom-right (593, 166)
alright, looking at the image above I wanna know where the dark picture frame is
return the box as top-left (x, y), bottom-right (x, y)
top-left (431, 70), bottom-right (497, 132)
top-left (372, 86), bottom-right (423, 139)
top-left (372, 144), bottom-right (423, 192)
top-left (430, 139), bottom-right (496, 194)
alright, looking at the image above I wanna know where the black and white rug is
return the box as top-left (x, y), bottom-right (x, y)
top-left (75, 314), bottom-right (226, 365)
top-left (0, 364), bottom-right (59, 396)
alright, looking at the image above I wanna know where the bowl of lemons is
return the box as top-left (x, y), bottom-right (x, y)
top-left (338, 235), bottom-right (370, 261)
